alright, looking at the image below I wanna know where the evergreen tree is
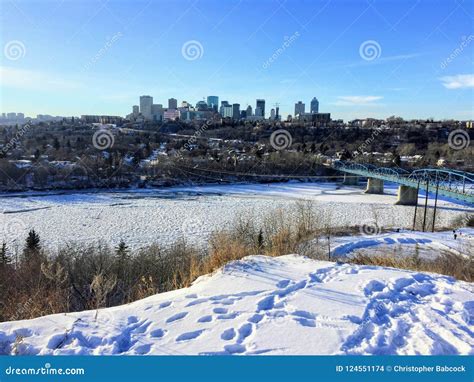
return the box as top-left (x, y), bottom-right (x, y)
top-left (0, 242), bottom-right (11, 266)
top-left (25, 229), bottom-right (41, 254)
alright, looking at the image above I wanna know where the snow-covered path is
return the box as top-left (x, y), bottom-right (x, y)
top-left (1, 255), bottom-right (472, 355)
top-left (0, 182), bottom-right (472, 250)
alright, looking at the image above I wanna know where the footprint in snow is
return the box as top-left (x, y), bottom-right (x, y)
top-left (276, 279), bottom-right (291, 288)
top-left (166, 312), bottom-right (188, 323)
top-left (149, 329), bottom-right (166, 338)
top-left (197, 315), bottom-right (213, 323)
top-left (176, 329), bottom-right (205, 342)
top-left (221, 328), bottom-right (236, 341)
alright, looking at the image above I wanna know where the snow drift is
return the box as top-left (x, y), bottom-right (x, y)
top-left (0, 255), bottom-right (472, 355)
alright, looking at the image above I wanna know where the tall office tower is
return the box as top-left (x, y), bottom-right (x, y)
top-left (275, 107), bottom-right (280, 120)
top-left (151, 104), bottom-right (164, 121)
top-left (310, 97), bottom-right (319, 114)
top-left (220, 101), bottom-right (229, 117)
top-left (207, 96), bottom-right (219, 111)
top-left (168, 98), bottom-right (178, 110)
top-left (246, 105), bottom-right (252, 117)
top-left (255, 107), bottom-right (262, 117)
top-left (232, 103), bottom-right (240, 120)
top-left (256, 99), bottom-right (265, 118)
top-left (132, 105), bottom-right (139, 115)
top-left (294, 101), bottom-right (305, 117)
top-left (223, 105), bottom-right (233, 118)
top-left (270, 108), bottom-right (276, 120)
top-left (196, 100), bottom-right (208, 111)
top-left (140, 96), bottom-right (153, 119)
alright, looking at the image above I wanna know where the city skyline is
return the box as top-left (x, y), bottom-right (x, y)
top-left (1, 0), bottom-right (473, 120)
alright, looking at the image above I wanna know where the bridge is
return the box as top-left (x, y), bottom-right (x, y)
top-left (332, 161), bottom-right (474, 205)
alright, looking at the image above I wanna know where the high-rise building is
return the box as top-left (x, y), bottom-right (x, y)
top-left (220, 101), bottom-right (229, 117)
top-left (151, 104), bottom-right (164, 121)
top-left (256, 99), bottom-right (265, 118)
top-left (140, 96), bottom-right (153, 119)
top-left (270, 109), bottom-right (276, 120)
top-left (275, 107), bottom-right (280, 121)
top-left (207, 96), bottom-right (219, 111)
top-left (255, 107), bottom-right (262, 117)
top-left (222, 105), bottom-right (233, 118)
top-left (310, 97), bottom-right (319, 114)
top-left (232, 103), bottom-right (240, 120)
top-left (168, 98), bottom-right (178, 110)
top-left (246, 105), bottom-right (252, 117)
top-left (196, 100), bottom-right (208, 111)
top-left (132, 105), bottom-right (139, 115)
top-left (295, 101), bottom-right (305, 117)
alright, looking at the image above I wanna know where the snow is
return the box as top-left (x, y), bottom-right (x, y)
top-left (0, 255), bottom-right (472, 355)
top-left (330, 228), bottom-right (474, 258)
top-left (0, 182), bottom-right (472, 250)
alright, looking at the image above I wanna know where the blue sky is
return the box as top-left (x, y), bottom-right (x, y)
top-left (1, 0), bottom-right (473, 120)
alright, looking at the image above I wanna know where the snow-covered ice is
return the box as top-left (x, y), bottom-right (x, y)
top-left (0, 255), bottom-right (472, 355)
top-left (0, 182), bottom-right (472, 250)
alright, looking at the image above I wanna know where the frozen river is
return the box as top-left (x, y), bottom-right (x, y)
top-left (0, 182), bottom-right (472, 250)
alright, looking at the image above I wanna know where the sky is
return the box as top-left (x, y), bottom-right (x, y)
top-left (1, 0), bottom-right (473, 120)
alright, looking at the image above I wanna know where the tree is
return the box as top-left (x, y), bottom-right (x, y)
top-left (25, 229), bottom-right (41, 254)
top-left (0, 242), bottom-right (11, 266)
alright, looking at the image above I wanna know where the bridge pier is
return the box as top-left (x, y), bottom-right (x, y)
top-left (365, 178), bottom-right (384, 194)
top-left (395, 185), bottom-right (418, 206)
top-left (342, 173), bottom-right (359, 186)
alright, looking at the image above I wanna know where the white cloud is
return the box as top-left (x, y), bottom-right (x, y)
top-left (0, 66), bottom-right (82, 91)
top-left (439, 74), bottom-right (474, 89)
top-left (334, 96), bottom-right (383, 106)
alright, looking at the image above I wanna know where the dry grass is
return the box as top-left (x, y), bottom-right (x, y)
top-left (1, 202), bottom-right (472, 322)
top-left (349, 251), bottom-right (473, 282)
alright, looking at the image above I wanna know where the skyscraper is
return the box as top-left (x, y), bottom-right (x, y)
top-left (295, 101), bottom-right (305, 117)
top-left (246, 105), bottom-right (252, 117)
top-left (220, 101), bottom-right (229, 117)
top-left (310, 97), bottom-right (319, 114)
top-left (256, 99), bottom-right (265, 118)
top-left (207, 96), bottom-right (219, 111)
top-left (232, 103), bottom-right (240, 120)
top-left (270, 108), bottom-right (276, 120)
top-left (132, 105), bottom-right (139, 115)
top-left (140, 95), bottom-right (153, 119)
top-left (168, 98), bottom-right (178, 110)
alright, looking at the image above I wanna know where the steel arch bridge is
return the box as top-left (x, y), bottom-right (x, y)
top-left (332, 161), bottom-right (474, 204)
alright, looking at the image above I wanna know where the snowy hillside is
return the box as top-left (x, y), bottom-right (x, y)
top-left (0, 255), bottom-right (472, 355)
